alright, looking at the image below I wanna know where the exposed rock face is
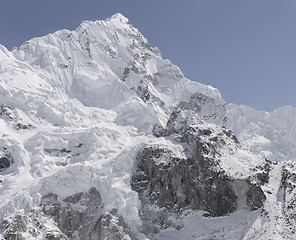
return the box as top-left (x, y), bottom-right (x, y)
top-left (15, 123), bottom-right (33, 130)
top-left (132, 108), bottom-right (266, 234)
top-left (178, 93), bottom-right (226, 125)
top-left (44, 231), bottom-right (69, 240)
top-left (41, 187), bottom-right (103, 239)
top-left (0, 188), bottom-right (134, 240)
top-left (280, 161), bottom-right (296, 235)
top-left (0, 152), bottom-right (12, 171)
top-left (0, 104), bottom-right (13, 121)
top-left (1, 210), bottom-right (69, 240)
top-left (41, 187), bottom-right (134, 240)
top-left (133, 146), bottom-right (234, 216)
top-left (0, 104), bottom-right (34, 130)
top-left (2, 212), bottom-right (28, 240)
top-left (132, 146), bottom-right (265, 217)
top-left (0, 156), bottom-right (11, 170)
top-left (99, 212), bottom-right (133, 240)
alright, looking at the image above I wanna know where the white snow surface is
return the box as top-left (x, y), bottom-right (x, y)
top-left (0, 13), bottom-right (295, 239)
top-left (226, 104), bottom-right (296, 162)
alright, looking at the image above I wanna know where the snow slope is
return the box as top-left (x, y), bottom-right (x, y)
top-left (0, 13), bottom-right (295, 240)
top-left (226, 104), bottom-right (296, 162)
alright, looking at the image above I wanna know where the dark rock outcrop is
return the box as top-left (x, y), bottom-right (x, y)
top-left (15, 123), bottom-right (33, 130)
top-left (0, 156), bottom-right (11, 170)
top-left (0, 153), bottom-right (12, 171)
top-left (42, 187), bottom-right (103, 239)
top-left (133, 108), bottom-right (266, 234)
top-left (255, 159), bottom-right (272, 185)
top-left (41, 187), bottom-right (134, 240)
top-left (1, 212), bottom-right (33, 240)
top-left (178, 93), bottom-right (226, 125)
top-left (132, 145), bottom-right (265, 217)
top-left (280, 161), bottom-right (296, 235)
top-left (45, 231), bottom-right (69, 240)
top-left (98, 211), bottom-right (133, 240)
top-left (0, 104), bottom-right (13, 121)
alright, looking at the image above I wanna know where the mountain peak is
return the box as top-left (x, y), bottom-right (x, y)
top-left (76, 13), bottom-right (130, 34)
top-left (108, 13), bottom-right (130, 24)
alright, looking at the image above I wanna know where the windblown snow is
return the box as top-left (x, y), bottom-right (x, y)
top-left (0, 13), bottom-right (295, 240)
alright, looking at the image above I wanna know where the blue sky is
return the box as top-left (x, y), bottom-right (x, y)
top-left (1, 0), bottom-right (295, 111)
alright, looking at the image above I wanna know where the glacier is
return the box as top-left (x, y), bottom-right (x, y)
top-left (0, 13), bottom-right (296, 239)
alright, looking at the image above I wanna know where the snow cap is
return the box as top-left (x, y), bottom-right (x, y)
top-left (108, 13), bottom-right (130, 24)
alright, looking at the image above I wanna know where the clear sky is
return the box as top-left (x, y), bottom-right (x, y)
top-left (1, 0), bottom-right (295, 111)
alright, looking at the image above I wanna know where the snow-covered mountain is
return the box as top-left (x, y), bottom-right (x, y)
top-left (0, 13), bottom-right (295, 239)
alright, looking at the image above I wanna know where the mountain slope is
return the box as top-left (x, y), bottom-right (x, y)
top-left (0, 13), bottom-right (295, 240)
top-left (226, 104), bottom-right (296, 162)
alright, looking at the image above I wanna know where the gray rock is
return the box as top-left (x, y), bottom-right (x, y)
top-left (98, 212), bottom-right (133, 240)
top-left (0, 156), bottom-right (11, 170)
top-left (280, 161), bottom-right (296, 236)
top-left (0, 104), bottom-right (13, 121)
top-left (3, 232), bottom-right (26, 240)
top-left (2, 212), bottom-right (28, 240)
top-left (133, 107), bottom-right (266, 234)
top-left (42, 187), bottom-right (103, 239)
top-left (41, 187), bottom-right (135, 240)
top-left (132, 146), bottom-right (263, 217)
top-left (45, 231), bottom-right (69, 240)
top-left (15, 123), bottom-right (33, 130)
top-left (178, 93), bottom-right (226, 125)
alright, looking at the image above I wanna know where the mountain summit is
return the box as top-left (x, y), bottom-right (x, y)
top-left (0, 14), bottom-right (295, 239)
